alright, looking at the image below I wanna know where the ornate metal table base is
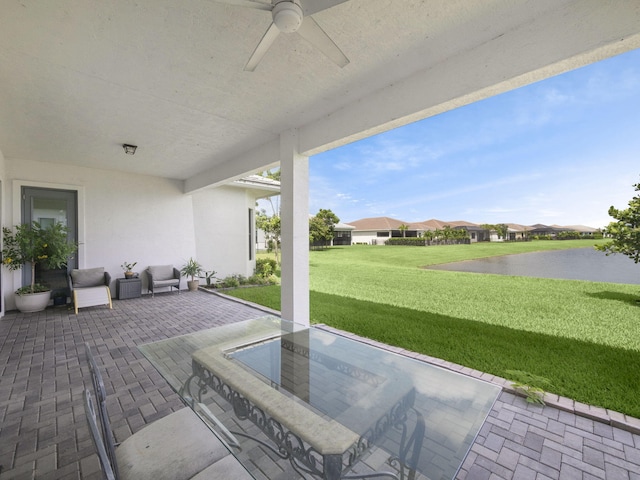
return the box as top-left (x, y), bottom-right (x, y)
top-left (181, 360), bottom-right (424, 480)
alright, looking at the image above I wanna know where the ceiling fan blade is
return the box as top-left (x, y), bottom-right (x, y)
top-left (244, 22), bottom-right (281, 71)
top-left (210, 0), bottom-right (273, 12)
top-left (296, 17), bottom-right (349, 68)
top-left (301, 0), bottom-right (349, 16)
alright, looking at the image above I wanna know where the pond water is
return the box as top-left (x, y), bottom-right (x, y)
top-left (426, 247), bottom-right (640, 285)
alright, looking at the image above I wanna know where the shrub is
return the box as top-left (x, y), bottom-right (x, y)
top-left (557, 231), bottom-right (581, 240)
top-left (219, 275), bottom-right (242, 288)
top-left (255, 258), bottom-right (277, 277)
top-left (247, 274), bottom-right (278, 286)
top-left (385, 238), bottom-right (426, 246)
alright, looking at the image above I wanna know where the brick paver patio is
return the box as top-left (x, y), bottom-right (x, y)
top-left (1, 291), bottom-right (639, 479)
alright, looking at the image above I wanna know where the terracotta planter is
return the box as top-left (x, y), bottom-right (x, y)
top-left (187, 280), bottom-right (199, 292)
top-left (15, 291), bottom-right (51, 313)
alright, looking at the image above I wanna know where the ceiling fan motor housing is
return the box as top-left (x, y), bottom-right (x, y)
top-left (273, 1), bottom-right (303, 33)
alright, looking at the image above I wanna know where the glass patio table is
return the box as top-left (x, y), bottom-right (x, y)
top-left (139, 316), bottom-right (500, 480)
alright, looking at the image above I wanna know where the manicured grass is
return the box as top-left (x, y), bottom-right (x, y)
top-left (225, 241), bottom-right (640, 417)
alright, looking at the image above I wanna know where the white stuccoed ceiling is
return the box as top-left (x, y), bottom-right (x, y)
top-left (1, 0), bottom-right (639, 190)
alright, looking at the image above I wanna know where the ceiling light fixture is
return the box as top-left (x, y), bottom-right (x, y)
top-left (123, 144), bottom-right (137, 155)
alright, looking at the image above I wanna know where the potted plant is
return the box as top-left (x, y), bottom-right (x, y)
top-left (121, 261), bottom-right (137, 279)
top-left (2, 221), bottom-right (78, 313)
top-left (180, 257), bottom-right (203, 291)
top-left (200, 269), bottom-right (217, 287)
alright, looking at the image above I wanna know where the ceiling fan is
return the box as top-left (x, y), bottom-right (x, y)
top-left (213, 0), bottom-right (350, 71)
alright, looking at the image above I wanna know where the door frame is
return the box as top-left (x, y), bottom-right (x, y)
top-left (21, 185), bottom-right (79, 291)
top-left (10, 180), bottom-right (86, 289)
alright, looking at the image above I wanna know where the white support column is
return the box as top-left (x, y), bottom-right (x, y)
top-left (279, 129), bottom-right (309, 326)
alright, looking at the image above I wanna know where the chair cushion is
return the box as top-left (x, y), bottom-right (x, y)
top-left (147, 265), bottom-right (174, 281)
top-left (116, 408), bottom-right (229, 480)
top-left (71, 267), bottom-right (105, 288)
top-left (191, 455), bottom-right (253, 479)
top-left (153, 279), bottom-right (179, 287)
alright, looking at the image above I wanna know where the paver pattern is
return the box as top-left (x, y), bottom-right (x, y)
top-left (0, 291), bottom-right (639, 479)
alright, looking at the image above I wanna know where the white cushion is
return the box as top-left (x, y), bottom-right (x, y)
top-left (116, 408), bottom-right (229, 480)
top-left (74, 286), bottom-right (110, 308)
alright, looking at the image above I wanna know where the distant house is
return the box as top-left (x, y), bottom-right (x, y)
top-left (347, 217), bottom-right (596, 245)
top-left (481, 224), bottom-right (531, 242)
top-left (553, 225), bottom-right (599, 236)
top-left (527, 224), bottom-right (599, 238)
top-left (528, 224), bottom-right (563, 237)
top-left (505, 224), bottom-right (531, 241)
top-left (348, 217), bottom-right (420, 244)
top-left (454, 224), bottom-right (491, 243)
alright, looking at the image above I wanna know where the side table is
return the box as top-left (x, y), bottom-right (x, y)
top-left (116, 277), bottom-right (142, 300)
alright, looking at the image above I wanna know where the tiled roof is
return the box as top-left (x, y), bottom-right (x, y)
top-left (335, 222), bottom-right (356, 230)
top-left (552, 224), bottom-right (598, 233)
top-left (346, 216), bottom-right (409, 231)
top-left (506, 223), bottom-right (533, 232)
top-left (414, 219), bottom-right (479, 230)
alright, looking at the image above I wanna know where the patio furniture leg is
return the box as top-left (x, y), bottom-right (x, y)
top-left (324, 454), bottom-right (342, 480)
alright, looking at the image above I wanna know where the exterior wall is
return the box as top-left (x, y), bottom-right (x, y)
top-left (0, 149), bottom-right (5, 316)
top-left (510, 232), bottom-right (528, 241)
top-left (2, 158), bottom-right (197, 311)
top-left (352, 231), bottom-right (383, 245)
top-left (256, 228), bottom-right (268, 251)
top-left (191, 186), bottom-right (255, 280)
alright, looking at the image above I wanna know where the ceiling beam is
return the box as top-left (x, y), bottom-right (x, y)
top-left (184, 138), bottom-right (280, 193)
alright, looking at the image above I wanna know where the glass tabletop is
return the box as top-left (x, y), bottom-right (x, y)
top-left (139, 316), bottom-right (500, 480)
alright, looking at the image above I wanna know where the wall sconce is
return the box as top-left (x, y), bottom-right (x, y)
top-left (123, 144), bottom-right (137, 155)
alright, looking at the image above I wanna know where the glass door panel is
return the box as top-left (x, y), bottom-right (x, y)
top-left (22, 187), bottom-right (78, 296)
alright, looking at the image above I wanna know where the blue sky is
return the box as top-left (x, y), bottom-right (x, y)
top-left (308, 48), bottom-right (640, 228)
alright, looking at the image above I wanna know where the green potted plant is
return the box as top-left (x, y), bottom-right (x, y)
top-left (180, 257), bottom-right (203, 291)
top-left (121, 261), bottom-right (137, 279)
top-left (2, 221), bottom-right (78, 312)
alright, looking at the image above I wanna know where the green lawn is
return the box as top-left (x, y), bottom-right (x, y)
top-left (227, 240), bottom-right (640, 417)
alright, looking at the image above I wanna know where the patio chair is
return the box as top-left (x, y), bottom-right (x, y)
top-left (145, 265), bottom-right (180, 297)
top-left (68, 267), bottom-right (112, 315)
top-left (83, 343), bottom-right (246, 480)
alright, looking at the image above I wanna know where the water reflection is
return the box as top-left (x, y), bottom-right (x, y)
top-left (427, 247), bottom-right (640, 284)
